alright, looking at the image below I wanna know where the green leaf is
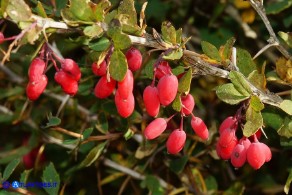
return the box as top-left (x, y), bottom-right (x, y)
top-left (176, 28), bottom-right (183, 45)
top-left (222, 37), bottom-right (236, 61)
top-left (223, 182), bottom-right (244, 195)
top-left (140, 175), bottom-right (164, 195)
top-left (243, 105), bottom-right (263, 137)
top-left (169, 156), bottom-right (188, 174)
top-left (250, 95), bottom-right (264, 112)
top-left (117, 0), bottom-right (137, 26)
top-left (135, 144), bottom-right (157, 159)
top-left (229, 71), bottom-right (253, 96)
top-left (278, 31), bottom-right (292, 48)
top-left (262, 109), bottom-right (284, 130)
top-left (95, 112), bottom-right (109, 134)
top-left (42, 163), bottom-right (60, 195)
top-left (277, 117), bottom-right (292, 138)
top-left (111, 30), bottom-right (132, 50)
top-left (266, 0), bottom-right (292, 15)
top-left (201, 41), bottom-right (222, 62)
top-left (216, 83), bottom-right (250, 105)
top-left (236, 48), bottom-right (257, 77)
top-left (143, 59), bottom-right (155, 79)
top-left (82, 128), bottom-right (93, 140)
top-left (79, 141), bottom-right (107, 168)
top-left (43, 116), bottom-right (61, 128)
top-left (6, 0), bottom-right (32, 23)
top-left (89, 37), bottom-right (110, 52)
top-left (109, 49), bottom-right (128, 81)
top-left (178, 68), bottom-right (192, 94)
top-left (2, 158), bottom-right (20, 181)
top-left (279, 100), bottom-right (292, 115)
top-left (171, 66), bottom-right (185, 76)
top-left (280, 137), bottom-right (292, 148)
top-left (284, 168), bottom-right (292, 194)
top-left (124, 128), bottom-right (135, 140)
top-left (20, 169), bottom-right (32, 184)
top-left (83, 25), bottom-right (103, 38)
top-left (35, 1), bottom-right (47, 18)
top-left (161, 21), bottom-right (177, 44)
top-left (172, 94), bottom-right (182, 112)
top-left (248, 70), bottom-right (266, 90)
top-left (0, 86), bottom-right (24, 100)
top-left (162, 48), bottom-right (183, 60)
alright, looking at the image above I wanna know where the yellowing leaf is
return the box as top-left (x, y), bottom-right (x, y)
top-left (234, 0), bottom-right (251, 9)
top-left (241, 9), bottom-right (255, 24)
top-left (243, 105), bottom-right (263, 137)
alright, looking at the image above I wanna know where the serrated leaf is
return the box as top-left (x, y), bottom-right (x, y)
top-left (279, 100), bottom-right (292, 115)
top-left (236, 48), bottom-right (257, 77)
top-left (162, 48), bottom-right (183, 60)
top-left (2, 158), bottom-right (20, 181)
top-left (42, 163), bottom-right (60, 195)
top-left (178, 68), bottom-right (192, 94)
top-left (201, 41), bottom-right (222, 62)
top-left (172, 94), bottom-right (182, 112)
top-left (248, 70), bottom-right (266, 90)
top-left (278, 31), bottom-right (292, 48)
top-left (79, 141), bottom-right (107, 168)
top-left (124, 128), bottom-right (135, 140)
top-left (229, 71), bottom-right (252, 96)
top-left (278, 117), bottom-right (292, 138)
top-left (109, 49), bottom-right (128, 81)
top-left (82, 128), bottom-right (93, 140)
top-left (169, 156), bottom-right (188, 174)
top-left (266, 0), bottom-right (292, 15)
top-left (222, 37), bottom-right (236, 61)
top-left (6, 0), bottom-right (32, 23)
top-left (250, 95), bottom-right (264, 112)
top-left (44, 116), bottom-right (61, 128)
top-left (161, 21), bottom-right (177, 44)
top-left (284, 168), bottom-right (292, 194)
top-left (83, 25), bottom-right (103, 38)
top-left (89, 37), bottom-right (110, 52)
top-left (216, 83), bottom-right (250, 105)
top-left (243, 105), bottom-right (263, 137)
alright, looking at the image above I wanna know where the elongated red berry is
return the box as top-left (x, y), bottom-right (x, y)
top-left (157, 75), bottom-right (178, 106)
top-left (143, 85), bottom-right (160, 117)
top-left (115, 91), bottom-right (135, 118)
top-left (216, 137), bottom-right (238, 160)
top-left (94, 75), bottom-right (116, 99)
top-left (260, 142), bottom-right (272, 162)
top-left (117, 69), bottom-right (134, 99)
top-left (181, 94), bottom-right (195, 115)
top-left (191, 116), bottom-right (209, 140)
top-left (231, 143), bottom-right (247, 168)
top-left (246, 142), bottom-right (266, 169)
top-left (125, 47), bottom-right (142, 72)
top-left (219, 116), bottom-right (238, 134)
top-left (0, 32), bottom-right (4, 44)
top-left (218, 127), bottom-right (236, 147)
top-left (61, 59), bottom-right (81, 81)
top-left (92, 60), bottom-right (107, 76)
top-left (26, 75), bottom-right (48, 101)
top-left (144, 118), bottom-right (167, 140)
top-left (166, 129), bottom-right (186, 154)
top-left (54, 70), bottom-right (78, 96)
top-left (155, 61), bottom-right (172, 79)
top-left (239, 137), bottom-right (251, 150)
top-left (28, 58), bottom-right (46, 81)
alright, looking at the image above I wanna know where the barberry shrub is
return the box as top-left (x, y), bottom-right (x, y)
top-left (1, 0), bottom-right (292, 195)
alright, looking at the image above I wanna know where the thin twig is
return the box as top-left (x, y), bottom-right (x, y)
top-left (50, 127), bottom-right (83, 139)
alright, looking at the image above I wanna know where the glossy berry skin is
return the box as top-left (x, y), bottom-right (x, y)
top-left (155, 61), bottom-right (172, 79)
top-left (191, 116), bottom-right (209, 140)
top-left (28, 58), bottom-right (46, 81)
top-left (157, 75), bottom-right (178, 106)
top-left (239, 137), bottom-right (251, 150)
top-left (143, 85), bottom-right (160, 117)
top-left (246, 142), bottom-right (266, 169)
top-left (125, 47), bottom-right (142, 72)
top-left (260, 142), bottom-right (272, 162)
top-left (61, 59), bottom-right (81, 81)
top-left (94, 75), bottom-right (116, 99)
top-left (218, 127), bottom-right (236, 148)
top-left (166, 129), bottom-right (186, 155)
top-left (0, 32), bottom-right (4, 44)
top-left (181, 94), bottom-right (195, 115)
top-left (144, 118), bottom-right (167, 140)
top-left (219, 116), bottom-right (238, 134)
top-left (26, 75), bottom-right (48, 101)
top-left (114, 91), bottom-right (135, 118)
top-left (231, 143), bottom-right (247, 168)
top-left (216, 137), bottom-right (238, 160)
top-left (92, 60), bottom-right (107, 76)
top-left (117, 69), bottom-right (134, 99)
top-left (54, 70), bottom-right (78, 96)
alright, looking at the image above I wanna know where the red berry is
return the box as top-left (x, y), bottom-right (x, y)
top-left (0, 32), bottom-right (4, 44)
top-left (157, 75), bottom-right (178, 106)
top-left (114, 91), bottom-right (135, 118)
top-left (191, 116), bottom-right (209, 140)
top-left (231, 143), bottom-right (247, 168)
top-left (249, 129), bottom-right (262, 142)
top-left (26, 75), bottom-right (48, 101)
top-left (246, 142), bottom-right (266, 169)
top-left (260, 142), bottom-right (272, 162)
top-left (155, 61), bottom-right (172, 79)
top-left (117, 69), bottom-right (134, 99)
top-left (166, 129), bottom-right (186, 154)
top-left (216, 137), bottom-right (238, 160)
top-left (218, 127), bottom-right (236, 147)
top-left (54, 70), bottom-right (78, 96)
top-left (61, 59), bottom-right (81, 81)
top-left (125, 47), bottom-right (142, 72)
top-left (219, 116), bottom-right (238, 134)
top-left (92, 60), bottom-right (107, 76)
top-left (23, 146), bottom-right (46, 169)
top-left (94, 75), bottom-right (116, 99)
top-left (181, 94), bottom-right (195, 115)
top-left (239, 137), bottom-right (251, 150)
top-left (144, 118), bottom-right (167, 140)
top-left (28, 58), bottom-right (46, 81)
top-left (143, 85), bottom-right (160, 117)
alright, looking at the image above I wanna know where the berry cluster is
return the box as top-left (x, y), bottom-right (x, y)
top-left (143, 61), bottom-right (209, 155)
top-left (92, 47), bottom-right (142, 118)
top-left (26, 46), bottom-right (81, 101)
top-left (216, 116), bottom-right (272, 169)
